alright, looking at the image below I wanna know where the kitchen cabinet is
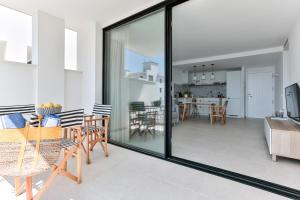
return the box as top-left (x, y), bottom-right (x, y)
top-left (227, 99), bottom-right (241, 117)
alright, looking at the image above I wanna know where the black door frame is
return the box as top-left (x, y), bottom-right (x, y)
top-left (102, 0), bottom-right (300, 198)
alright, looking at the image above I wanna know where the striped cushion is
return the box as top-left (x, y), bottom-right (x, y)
top-left (30, 109), bottom-right (84, 128)
top-left (0, 104), bottom-right (35, 116)
top-left (29, 114), bottom-right (39, 127)
top-left (93, 104), bottom-right (112, 116)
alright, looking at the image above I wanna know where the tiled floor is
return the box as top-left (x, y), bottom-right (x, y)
top-left (0, 144), bottom-right (288, 200)
top-left (173, 118), bottom-right (300, 190)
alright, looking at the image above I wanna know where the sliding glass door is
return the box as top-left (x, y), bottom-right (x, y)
top-left (104, 10), bottom-right (165, 155)
top-left (102, 1), bottom-right (300, 198)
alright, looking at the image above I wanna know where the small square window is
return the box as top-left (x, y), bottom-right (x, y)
top-left (149, 75), bottom-right (154, 82)
top-left (65, 29), bottom-right (77, 70)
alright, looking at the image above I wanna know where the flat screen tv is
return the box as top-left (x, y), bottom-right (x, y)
top-left (285, 83), bottom-right (300, 122)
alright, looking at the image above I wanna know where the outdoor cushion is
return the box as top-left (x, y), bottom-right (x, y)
top-left (41, 115), bottom-right (61, 127)
top-left (0, 113), bottom-right (26, 129)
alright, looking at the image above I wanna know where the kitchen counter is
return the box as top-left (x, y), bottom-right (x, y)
top-left (176, 97), bottom-right (227, 103)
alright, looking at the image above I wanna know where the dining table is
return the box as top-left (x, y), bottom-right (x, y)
top-left (178, 102), bottom-right (213, 121)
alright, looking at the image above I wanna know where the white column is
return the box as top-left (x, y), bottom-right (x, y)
top-left (33, 11), bottom-right (65, 105)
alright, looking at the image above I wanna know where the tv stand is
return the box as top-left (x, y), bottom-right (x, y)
top-left (264, 117), bottom-right (300, 161)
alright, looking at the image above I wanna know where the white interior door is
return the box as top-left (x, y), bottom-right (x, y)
top-left (247, 72), bottom-right (274, 118)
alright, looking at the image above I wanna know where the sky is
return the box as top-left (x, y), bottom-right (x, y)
top-left (124, 48), bottom-right (165, 75)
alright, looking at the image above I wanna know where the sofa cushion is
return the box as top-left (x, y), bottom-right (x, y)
top-left (0, 113), bottom-right (26, 129)
top-left (41, 115), bottom-right (61, 127)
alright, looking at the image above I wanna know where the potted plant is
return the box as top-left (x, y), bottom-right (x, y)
top-left (183, 90), bottom-right (192, 98)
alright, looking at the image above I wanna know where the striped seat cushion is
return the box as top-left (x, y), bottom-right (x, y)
top-left (30, 109), bottom-right (84, 128)
top-left (93, 104), bottom-right (112, 117)
top-left (0, 104), bottom-right (35, 116)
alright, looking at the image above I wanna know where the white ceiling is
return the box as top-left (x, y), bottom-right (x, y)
top-left (127, 10), bottom-right (164, 57)
top-left (172, 0), bottom-right (300, 62)
top-left (0, 0), bottom-right (163, 26)
top-left (173, 52), bottom-right (282, 72)
top-left (2, 0), bottom-right (300, 62)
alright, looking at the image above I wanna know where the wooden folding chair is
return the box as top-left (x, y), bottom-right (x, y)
top-left (13, 124), bottom-right (81, 200)
top-left (0, 105), bottom-right (82, 199)
top-left (30, 110), bottom-right (83, 176)
top-left (0, 104), bottom-right (35, 116)
top-left (70, 104), bottom-right (112, 164)
top-left (0, 121), bottom-right (81, 200)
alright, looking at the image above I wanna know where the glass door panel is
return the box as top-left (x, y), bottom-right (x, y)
top-left (104, 10), bottom-right (165, 155)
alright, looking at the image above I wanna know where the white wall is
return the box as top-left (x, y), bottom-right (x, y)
top-left (275, 54), bottom-right (284, 112)
top-left (0, 61), bottom-right (36, 105)
top-left (288, 16), bottom-right (300, 85)
top-left (76, 22), bottom-right (96, 114)
top-left (0, 9), bottom-right (96, 112)
top-left (34, 11), bottom-right (65, 105)
top-left (282, 50), bottom-right (290, 115)
top-left (63, 19), bottom-right (97, 113)
top-left (64, 69), bottom-right (83, 110)
top-left (95, 23), bottom-right (103, 104)
top-left (0, 41), bottom-right (7, 61)
top-left (173, 68), bottom-right (189, 84)
top-left (241, 67), bottom-right (245, 118)
top-left (128, 79), bottom-right (160, 105)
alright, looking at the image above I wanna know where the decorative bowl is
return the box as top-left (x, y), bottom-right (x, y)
top-left (36, 107), bottom-right (62, 116)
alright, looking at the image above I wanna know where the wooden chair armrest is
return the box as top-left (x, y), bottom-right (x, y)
top-left (85, 116), bottom-right (110, 123)
top-left (68, 126), bottom-right (84, 140)
top-left (70, 125), bottom-right (83, 130)
top-left (83, 114), bottom-right (94, 120)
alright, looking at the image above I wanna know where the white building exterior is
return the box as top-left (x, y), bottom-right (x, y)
top-left (126, 61), bottom-right (165, 106)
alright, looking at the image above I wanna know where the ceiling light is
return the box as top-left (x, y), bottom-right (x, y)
top-left (193, 65), bottom-right (197, 81)
top-left (210, 64), bottom-right (215, 80)
top-left (201, 65), bottom-right (206, 80)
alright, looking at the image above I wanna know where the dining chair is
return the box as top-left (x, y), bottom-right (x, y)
top-left (179, 103), bottom-right (189, 121)
top-left (129, 101), bottom-right (145, 138)
top-left (129, 101), bottom-right (157, 139)
top-left (209, 100), bottom-right (229, 125)
top-left (172, 100), bottom-right (179, 125)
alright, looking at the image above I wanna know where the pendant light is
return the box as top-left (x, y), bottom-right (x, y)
top-left (201, 65), bottom-right (206, 80)
top-left (192, 66), bottom-right (198, 82)
top-left (210, 64), bottom-right (215, 80)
